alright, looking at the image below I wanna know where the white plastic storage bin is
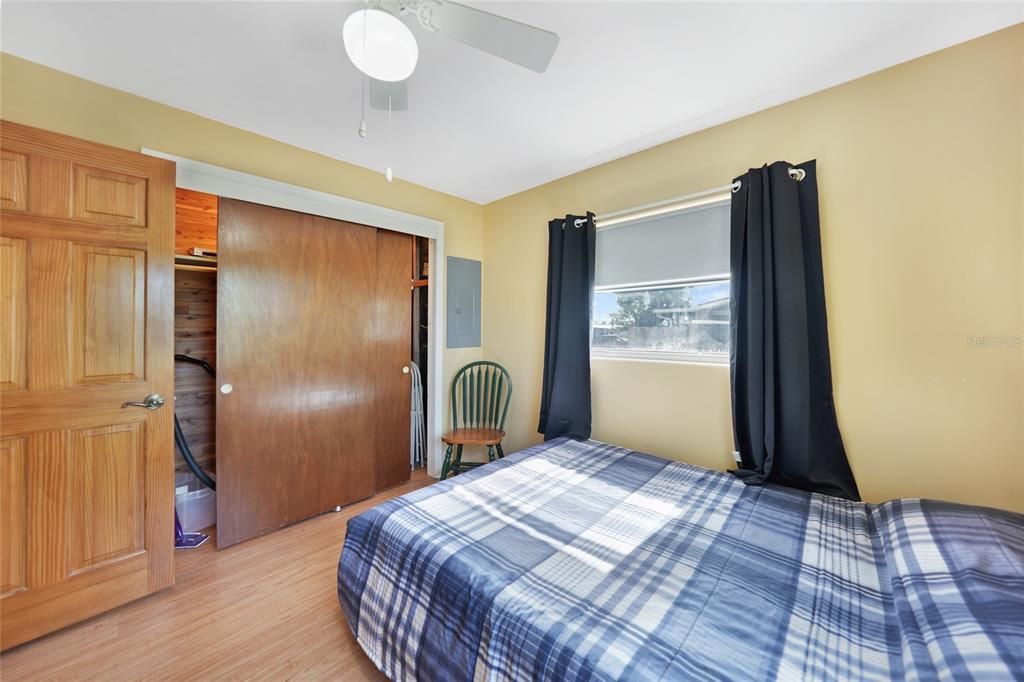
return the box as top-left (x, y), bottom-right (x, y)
top-left (175, 472), bottom-right (216, 533)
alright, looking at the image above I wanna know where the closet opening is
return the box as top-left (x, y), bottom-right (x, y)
top-left (411, 235), bottom-right (430, 472)
top-left (171, 187), bottom-right (432, 551)
top-left (173, 188), bottom-right (219, 544)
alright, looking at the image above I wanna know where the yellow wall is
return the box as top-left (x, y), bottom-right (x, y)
top-left (0, 53), bottom-right (485, 448)
top-left (483, 25), bottom-right (1023, 512)
top-left (3, 26), bottom-right (1022, 511)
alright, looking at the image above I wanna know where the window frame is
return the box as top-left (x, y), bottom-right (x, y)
top-left (591, 193), bottom-right (733, 365)
top-left (591, 275), bottom-right (732, 365)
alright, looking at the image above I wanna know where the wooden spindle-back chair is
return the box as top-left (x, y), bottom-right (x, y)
top-left (440, 361), bottom-right (513, 479)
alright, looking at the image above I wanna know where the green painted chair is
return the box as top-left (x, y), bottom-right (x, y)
top-left (440, 361), bottom-right (513, 480)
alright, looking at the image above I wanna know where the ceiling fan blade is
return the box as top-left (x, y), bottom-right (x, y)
top-left (426, 1), bottom-right (559, 73)
top-left (369, 78), bottom-right (409, 111)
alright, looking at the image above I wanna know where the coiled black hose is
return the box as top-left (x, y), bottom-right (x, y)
top-left (174, 354), bottom-right (217, 491)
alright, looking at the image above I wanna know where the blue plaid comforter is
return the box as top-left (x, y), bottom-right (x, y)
top-left (338, 438), bottom-right (1024, 681)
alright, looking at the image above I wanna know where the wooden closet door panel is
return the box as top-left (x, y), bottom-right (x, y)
top-left (376, 230), bottom-right (412, 490)
top-left (71, 244), bottom-right (146, 384)
top-left (216, 200), bottom-right (379, 547)
top-left (0, 437), bottom-right (27, 596)
top-left (0, 151), bottom-right (29, 211)
top-left (0, 121), bottom-right (175, 651)
top-left (0, 236), bottom-right (28, 391)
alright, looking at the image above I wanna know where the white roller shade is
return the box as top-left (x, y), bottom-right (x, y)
top-left (595, 201), bottom-right (730, 289)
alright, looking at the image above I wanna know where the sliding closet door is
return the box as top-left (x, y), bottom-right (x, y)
top-left (376, 230), bottom-right (413, 490)
top-left (216, 200), bottom-right (411, 547)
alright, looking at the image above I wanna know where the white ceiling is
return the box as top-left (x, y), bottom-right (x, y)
top-left (2, 2), bottom-right (1020, 203)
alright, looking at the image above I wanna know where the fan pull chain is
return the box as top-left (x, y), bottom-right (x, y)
top-left (358, 76), bottom-right (368, 138)
top-left (385, 94), bottom-right (393, 183)
top-left (358, 8), bottom-right (368, 138)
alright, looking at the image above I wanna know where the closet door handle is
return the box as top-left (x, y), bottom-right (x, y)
top-left (402, 366), bottom-right (410, 374)
top-left (122, 393), bottom-right (166, 410)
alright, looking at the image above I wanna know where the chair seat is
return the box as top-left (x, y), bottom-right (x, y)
top-left (441, 428), bottom-right (505, 446)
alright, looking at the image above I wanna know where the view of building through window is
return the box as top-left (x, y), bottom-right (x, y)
top-left (592, 280), bottom-right (730, 358)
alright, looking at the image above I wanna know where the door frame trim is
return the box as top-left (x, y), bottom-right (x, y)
top-left (141, 149), bottom-right (446, 477)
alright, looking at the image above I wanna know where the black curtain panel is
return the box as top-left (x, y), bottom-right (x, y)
top-left (730, 160), bottom-right (860, 500)
top-left (538, 212), bottom-right (596, 441)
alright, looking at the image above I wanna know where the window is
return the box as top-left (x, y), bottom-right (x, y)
top-left (593, 279), bottom-right (730, 359)
top-left (592, 199), bottom-right (730, 363)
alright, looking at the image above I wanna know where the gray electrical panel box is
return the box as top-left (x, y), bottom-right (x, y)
top-left (447, 257), bottom-right (481, 348)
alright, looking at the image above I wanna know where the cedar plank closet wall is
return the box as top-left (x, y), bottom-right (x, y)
top-left (174, 188), bottom-right (218, 474)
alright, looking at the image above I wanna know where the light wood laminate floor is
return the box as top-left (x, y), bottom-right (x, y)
top-left (1, 471), bottom-right (433, 681)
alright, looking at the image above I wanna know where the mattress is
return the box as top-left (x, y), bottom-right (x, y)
top-left (338, 437), bottom-right (1024, 681)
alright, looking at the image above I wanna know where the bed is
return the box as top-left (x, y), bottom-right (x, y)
top-left (338, 438), bottom-right (1024, 681)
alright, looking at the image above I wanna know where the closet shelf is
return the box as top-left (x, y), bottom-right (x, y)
top-left (175, 254), bottom-right (217, 273)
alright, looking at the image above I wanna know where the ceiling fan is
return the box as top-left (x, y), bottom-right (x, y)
top-left (343, 0), bottom-right (560, 114)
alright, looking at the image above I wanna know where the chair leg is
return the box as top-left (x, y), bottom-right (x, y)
top-left (487, 445), bottom-right (496, 462)
top-left (496, 443), bottom-right (505, 459)
top-left (441, 444), bottom-right (453, 480)
top-left (452, 444), bottom-right (465, 475)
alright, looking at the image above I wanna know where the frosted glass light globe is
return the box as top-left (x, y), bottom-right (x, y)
top-left (343, 8), bottom-right (418, 82)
